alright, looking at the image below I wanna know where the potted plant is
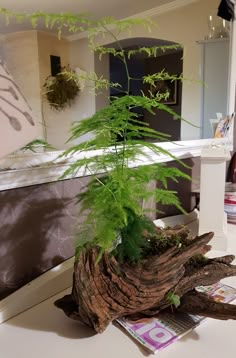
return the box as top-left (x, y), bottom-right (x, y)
top-left (2, 9), bottom-right (236, 333)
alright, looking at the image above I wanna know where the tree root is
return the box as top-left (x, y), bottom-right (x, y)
top-left (55, 229), bottom-right (236, 333)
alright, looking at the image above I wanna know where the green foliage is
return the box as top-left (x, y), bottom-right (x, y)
top-left (167, 292), bottom-right (181, 308)
top-left (0, 8), bottom-right (93, 38)
top-left (113, 212), bottom-right (155, 263)
top-left (0, 8), bottom-right (151, 40)
top-left (21, 139), bottom-right (55, 152)
top-left (72, 162), bottom-right (189, 260)
top-left (0, 9), bottom-right (192, 263)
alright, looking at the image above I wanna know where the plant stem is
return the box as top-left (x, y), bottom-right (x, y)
top-left (101, 25), bottom-right (131, 173)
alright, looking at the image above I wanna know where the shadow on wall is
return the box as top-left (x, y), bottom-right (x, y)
top-left (0, 177), bottom-right (89, 300)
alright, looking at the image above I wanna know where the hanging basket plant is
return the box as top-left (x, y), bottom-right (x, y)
top-left (43, 66), bottom-right (80, 111)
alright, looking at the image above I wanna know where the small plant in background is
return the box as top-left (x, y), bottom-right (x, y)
top-left (43, 65), bottom-right (80, 111)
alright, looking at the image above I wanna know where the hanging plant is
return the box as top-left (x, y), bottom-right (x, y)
top-left (43, 66), bottom-right (80, 111)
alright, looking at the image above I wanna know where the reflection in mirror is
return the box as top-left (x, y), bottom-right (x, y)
top-left (108, 38), bottom-right (183, 142)
top-left (94, 0), bottom-right (234, 144)
top-left (105, 36), bottom-right (230, 142)
top-left (0, 0), bottom-right (235, 149)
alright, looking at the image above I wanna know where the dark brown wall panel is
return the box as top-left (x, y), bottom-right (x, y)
top-left (0, 176), bottom-right (89, 299)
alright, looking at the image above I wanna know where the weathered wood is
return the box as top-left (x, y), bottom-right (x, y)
top-left (55, 228), bottom-right (236, 333)
top-left (178, 290), bottom-right (236, 320)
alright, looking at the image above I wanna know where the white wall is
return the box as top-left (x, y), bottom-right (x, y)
top-left (69, 38), bottom-right (96, 144)
top-left (94, 53), bottom-right (110, 111)
top-left (2, 31), bottom-right (87, 149)
top-left (228, 13), bottom-right (236, 115)
top-left (2, 31), bottom-right (74, 148)
top-left (37, 32), bottom-right (71, 148)
top-left (2, 31), bottom-right (43, 139)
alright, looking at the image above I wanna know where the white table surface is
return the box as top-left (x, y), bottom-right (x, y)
top-left (1, 224), bottom-right (236, 358)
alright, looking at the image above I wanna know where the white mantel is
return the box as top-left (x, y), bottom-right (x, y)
top-left (199, 146), bottom-right (231, 251)
top-left (0, 138), bottom-right (228, 191)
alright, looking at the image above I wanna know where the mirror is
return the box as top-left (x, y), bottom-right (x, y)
top-left (0, 0), bottom-right (235, 150)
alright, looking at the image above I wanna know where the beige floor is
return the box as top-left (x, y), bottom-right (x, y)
top-left (1, 224), bottom-right (236, 358)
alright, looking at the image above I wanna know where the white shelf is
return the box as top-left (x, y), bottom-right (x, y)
top-left (197, 37), bottom-right (229, 44)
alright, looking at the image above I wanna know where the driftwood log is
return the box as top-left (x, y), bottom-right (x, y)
top-left (55, 226), bottom-right (236, 333)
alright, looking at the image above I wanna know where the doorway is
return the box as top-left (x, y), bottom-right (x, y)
top-left (109, 37), bottom-right (183, 141)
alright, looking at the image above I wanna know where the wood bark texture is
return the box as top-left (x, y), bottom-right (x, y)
top-left (55, 227), bottom-right (236, 333)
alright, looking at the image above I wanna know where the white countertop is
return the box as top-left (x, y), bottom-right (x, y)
top-left (0, 286), bottom-right (236, 358)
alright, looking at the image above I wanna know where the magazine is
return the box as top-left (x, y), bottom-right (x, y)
top-left (116, 282), bottom-right (236, 354)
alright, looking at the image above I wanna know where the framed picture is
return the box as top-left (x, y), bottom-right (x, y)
top-left (153, 79), bottom-right (178, 105)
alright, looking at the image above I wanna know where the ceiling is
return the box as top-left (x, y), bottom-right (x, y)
top-left (0, 0), bottom-right (176, 34)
